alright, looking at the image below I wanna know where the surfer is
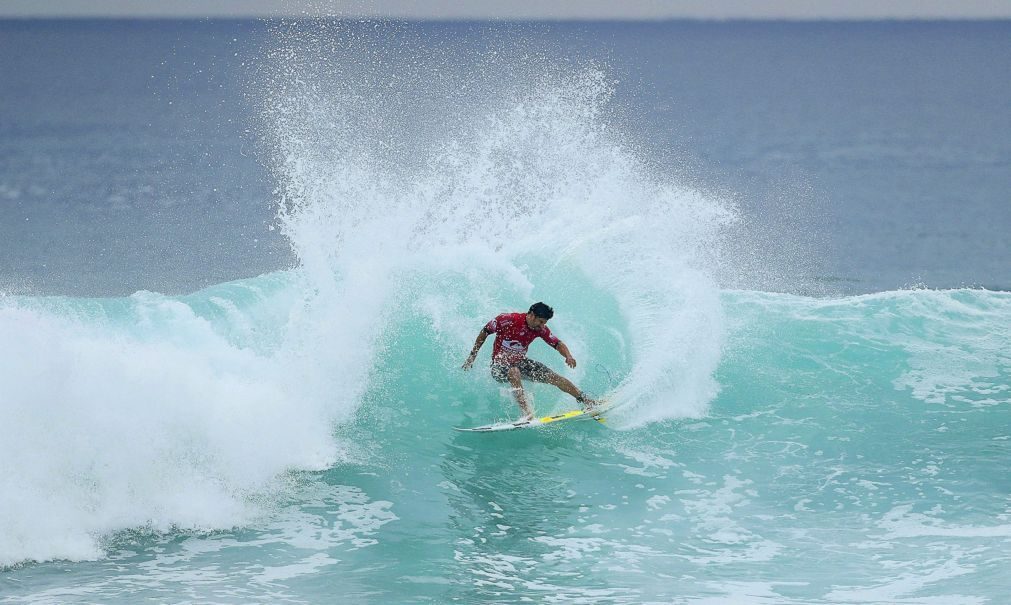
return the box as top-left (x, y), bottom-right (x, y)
top-left (462, 302), bottom-right (599, 421)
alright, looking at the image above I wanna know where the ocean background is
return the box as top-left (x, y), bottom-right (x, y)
top-left (1, 18), bottom-right (1009, 604)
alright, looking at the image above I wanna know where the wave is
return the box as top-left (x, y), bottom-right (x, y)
top-left (0, 276), bottom-right (341, 566)
top-left (721, 288), bottom-right (1010, 411)
top-left (4, 275), bottom-right (1008, 567)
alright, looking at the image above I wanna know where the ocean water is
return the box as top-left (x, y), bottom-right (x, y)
top-left (1, 19), bottom-right (1010, 604)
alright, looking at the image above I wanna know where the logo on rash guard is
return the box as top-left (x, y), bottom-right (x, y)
top-left (502, 339), bottom-right (526, 351)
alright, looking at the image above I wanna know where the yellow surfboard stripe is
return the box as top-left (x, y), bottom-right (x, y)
top-left (453, 405), bottom-right (608, 431)
top-left (538, 409), bottom-right (605, 425)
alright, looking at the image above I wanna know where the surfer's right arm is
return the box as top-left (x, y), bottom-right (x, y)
top-left (462, 329), bottom-right (490, 370)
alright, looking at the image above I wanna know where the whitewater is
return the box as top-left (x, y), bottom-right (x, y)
top-left (2, 18), bottom-right (1010, 605)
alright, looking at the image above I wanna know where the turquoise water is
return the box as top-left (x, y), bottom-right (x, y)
top-left (2, 18), bottom-right (1011, 604)
top-left (2, 278), bottom-right (1009, 603)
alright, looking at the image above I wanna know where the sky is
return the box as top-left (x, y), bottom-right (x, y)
top-left (2, 0), bottom-right (1010, 20)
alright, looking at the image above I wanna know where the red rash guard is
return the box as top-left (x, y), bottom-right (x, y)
top-left (484, 312), bottom-right (560, 365)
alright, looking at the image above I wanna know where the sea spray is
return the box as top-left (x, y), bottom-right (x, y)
top-left (259, 20), bottom-right (736, 429)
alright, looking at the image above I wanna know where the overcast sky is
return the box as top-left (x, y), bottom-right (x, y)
top-left (2, 0), bottom-right (1010, 20)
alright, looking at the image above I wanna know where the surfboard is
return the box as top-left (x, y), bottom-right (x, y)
top-left (453, 407), bottom-right (606, 432)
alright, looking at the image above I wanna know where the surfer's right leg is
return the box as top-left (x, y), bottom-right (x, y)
top-left (491, 362), bottom-right (533, 420)
top-left (506, 366), bottom-right (533, 420)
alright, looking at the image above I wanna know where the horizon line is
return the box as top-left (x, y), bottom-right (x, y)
top-left (2, 14), bottom-right (1010, 23)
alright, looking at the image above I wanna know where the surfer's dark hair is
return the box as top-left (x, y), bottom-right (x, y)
top-left (529, 302), bottom-right (554, 319)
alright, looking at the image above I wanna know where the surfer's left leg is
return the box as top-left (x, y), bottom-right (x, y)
top-left (521, 359), bottom-right (599, 410)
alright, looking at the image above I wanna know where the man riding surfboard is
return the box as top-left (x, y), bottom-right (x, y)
top-left (462, 302), bottom-right (599, 421)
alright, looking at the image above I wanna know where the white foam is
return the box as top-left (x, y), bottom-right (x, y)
top-left (675, 475), bottom-right (783, 564)
top-left (0, 294), bottom-right (354, 567)
top-left (878, 505), bottom-right (1011, 539)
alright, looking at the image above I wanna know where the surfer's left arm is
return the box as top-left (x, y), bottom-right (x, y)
top-left (555, 341), bottom-right (577, 369)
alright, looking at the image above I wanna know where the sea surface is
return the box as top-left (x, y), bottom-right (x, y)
top-left (1, 19), bottom-right (1009, 604)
